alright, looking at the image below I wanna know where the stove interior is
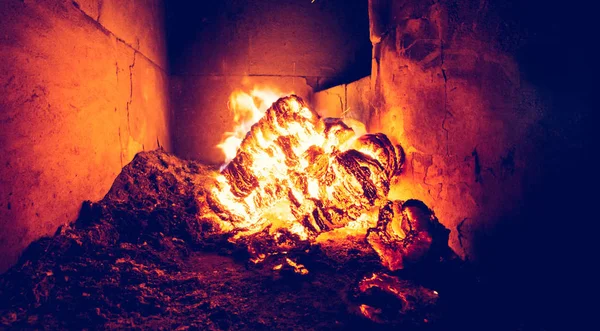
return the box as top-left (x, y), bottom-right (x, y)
top-left (0, 0), bottom-right (592, 329)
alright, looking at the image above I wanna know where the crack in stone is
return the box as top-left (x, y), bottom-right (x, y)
top-left (472, 148), bottom-right (482, 183)
top-left (456, 217), bottom-right (469, 258)
top-left (126, 52), bottom-right (136, 135)
top-left (118, 127), bottom-right (123, 169)
top-left (410, 152), bottom-right (416, 181)
top-left (372, 22), bottom-right (398, 48)
top-left (96, 0), bottom-right (103, 22)
top-left (22, 92), bottom-right (39, 104)
top-left (422, 162), bottom-right (432, 186)
top-left (70, 2), bottom-right (165, 74)
top-left (436, 183), bottom-right (443, 199)
top-left (4, 75), bottom-right (14, 89)
top-left (440, 35), bottom-right (451, 157)
top-left (322, 89), bottom-right (345, 115)
top-left (343, 84), bottom-right (348, 116)
top-left (441, 109), bottom-right (452, 156)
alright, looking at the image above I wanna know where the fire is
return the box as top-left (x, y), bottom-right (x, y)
top-left (217, 87), bottom-right (287, 165)
top-left (210, 95), bottom-right (391, 233)
top-left (217, 87), bottom-right (368, 166)
top-left (205, 91), bottom-right (449, 273)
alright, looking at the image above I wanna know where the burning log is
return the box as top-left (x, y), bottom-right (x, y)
top-left (205, 94), bottom-right (449, 272)
top-left (207, 95), bottom-right (405, 235)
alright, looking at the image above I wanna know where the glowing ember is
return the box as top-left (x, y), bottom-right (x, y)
top-left (204, 92), bottom-right (448, 272)
top-left (357, 272), bottom-right (440, 323)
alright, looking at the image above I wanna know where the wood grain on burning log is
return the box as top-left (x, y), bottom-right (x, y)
top-left (209, 95), bottom-right (406, 243)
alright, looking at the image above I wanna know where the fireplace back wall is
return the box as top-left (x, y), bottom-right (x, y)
top-left (0, 0), bottom-right (171, 272)
top-left (166, 0), bottom-right (372, 164)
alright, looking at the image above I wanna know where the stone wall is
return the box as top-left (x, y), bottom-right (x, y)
top-left (313, 76), bottom-right (372, 123)
top-left (367, 0), bottom-right (549, 259)
top-left (0, 0), bottom-right (170, 272)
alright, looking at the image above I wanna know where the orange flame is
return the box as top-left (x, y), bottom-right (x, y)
top-left (200, 88), bottom-right (450, 283)
top-left (210, 92), bottom-right (399, 239)
top-left (217, 87), bottom-right (369, 166)
top-left (217, 87), bottom-right (286, 165)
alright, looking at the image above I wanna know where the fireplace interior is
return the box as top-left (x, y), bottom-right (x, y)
top-left (0, 0), bottom-right (593, 330)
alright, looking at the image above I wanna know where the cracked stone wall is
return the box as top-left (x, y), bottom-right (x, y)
top-left (365, 0), bottom-right (550, 259)
top-left (363, 1), bottom-right (595, 319)
top-left (167, 0), bottom-right (372, 164)
top-left (311, 2), bottom-right (593, 273)
top-left (365, 0), bottom-right (559, 259)
top-left (0, 0), bottom-right (170, 272)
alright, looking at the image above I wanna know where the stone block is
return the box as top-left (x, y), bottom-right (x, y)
top-left (313, 76), bottom-right (372, 125)
top-left (313, 85), bottom-right (346, 118)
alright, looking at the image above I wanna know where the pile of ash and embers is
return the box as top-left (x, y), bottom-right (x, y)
top-left (1, 96), bottom-right (485, 330)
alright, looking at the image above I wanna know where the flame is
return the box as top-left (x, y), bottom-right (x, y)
top-left (204, 91), bottom-right (445, 274)
top-left (217, 87), bottom-right (287, 165)
top-left (209, 93), bottom-right (400, 237)
top-left (217, 87), bottom-right (369, 167)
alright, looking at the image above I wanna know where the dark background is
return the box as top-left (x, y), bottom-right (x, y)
top-left (470, 0), bottom-right (593, 328)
